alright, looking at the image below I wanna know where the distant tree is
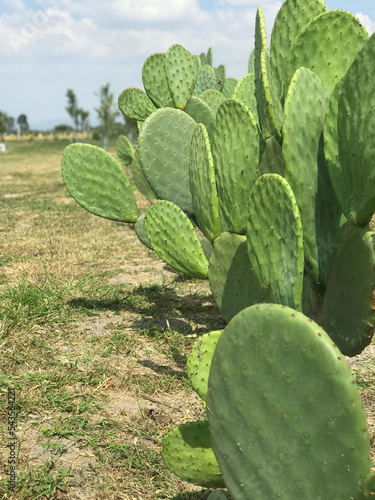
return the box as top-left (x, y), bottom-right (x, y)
top-left (66, 89), bottom-right (79, 141)
top-left (0, 111), bottom-right (16, 139)
top-left (17, 114), bottom-right (29, 135)
top-left (54, 124), bottom-right (73, 133)
top-left (95, 83), bottom-right (119, 150)
top-left (77, 108), bottom-right (90, 133)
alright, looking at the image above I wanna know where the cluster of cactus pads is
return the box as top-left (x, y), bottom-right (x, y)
top-left (61, 0), bottom-right (375, 497)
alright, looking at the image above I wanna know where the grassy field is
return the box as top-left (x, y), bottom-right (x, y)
top-left (0, 139), bottom-right (374, 499)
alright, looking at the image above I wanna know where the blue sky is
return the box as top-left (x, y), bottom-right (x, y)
top-left (0, 0), bottom-right (374, 130)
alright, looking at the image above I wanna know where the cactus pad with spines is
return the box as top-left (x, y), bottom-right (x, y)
top-left (221, 78), bottom-right (238, 98)
top-left (138, 107), bottom-right (196, 213)
top-left (115, 135), bottom-right (134, 166)
top-left (208, 232), bottom-right (262, 322)
top-left (61, 144), bottom-right (139, 223)
top-left (165, 44), bottom-right (198, 110)
top-left (200, 89), bottom-right (226, 116)
top-left (144, 200), bottom-right (209, 279)
top-left (321, 223), bottom-right (375, 356)
top-left (232, 73), bottom-right (257, 122)
top-left (259, 135), bottom-right (285, 177)
top-left (270, 0), bottom-right (327, 100)
top-left (283, 10), bottom-right (368, 98)
top-left (142, 52), bottom-right (172, 107)
top-left (118, 87), bottom-right (156, 121)
top-left (194, 65), bottom-right (217, 97)
top-left (162, 420), bottom-right (224, 488)
top-left (283, 67), bottom-right (330, 285)
top-left (247, 174), bottom-right (304, 311)
top-left (189, 124), bottom-right (222, 241)
top-left (186, 330), bottom-right (223, 401)
top-left (213, 98), bottom-right (260, 234)
top-left (134, 213), bottom-right (152, 250)
top-left (214, 65), bottom-right (226, 91)
top-left (207, 303), bottom-right (371, 500)
top-left (130, 152), bottom-right (157, 202)
top-left (336, 33), bottom-right (375, 225)
top-left (184, 96), bottom-right (215, 141)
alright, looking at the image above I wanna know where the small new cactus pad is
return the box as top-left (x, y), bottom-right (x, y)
top-left (162, 420), bottom-right (224, 488)
top-left (131, 152), bottom-right (157, 202)
top-left (165, 44), bottom-right (198, 110)
top-left (269, 0), bottom-right (327, 99)
top-left (207, 304), bottom-right (371, 500)
top-left (259, 136), bottom-right (285, 177)
top-left (283, 10), bottom-right (368, 98)
top-left (208, 232), bottom-right (262, 322)
top-left (189, 124), bottom-right (222, 241)
top-left (200, 89), bottom-right (226, 117)
top-left (283, 67), bottom-right (330, 285)
top-left (186, 330), bottom-right (223, 401)
top-left (221, 78), bottom-right (238, 98)
top-left (137, 107), bottom-right (197, 213)
top-left (144, 200), bottom-right (209, 279)
top-left (134, 213), bottom-right (152, 250)
top-left (337, 33), bottom-right (375, 225)
top-left (321, 223), bottom-right (375, 357)
top-left (247, 174), bottom-right (304, 311)
top-left (61, 144), bottom-right (139, 223)
top-left (118, 87), bottom-right (156, 121)
top-left (194, 65), bottom-right (217, 97)
top-left (213, 98), bottom-right (260, 234)
top-left (142, 52), bottom-right (172, 107)
top-left (115, 135), bottom-right (134, 166)
top-left (232, 73), bottom-right (258, 122)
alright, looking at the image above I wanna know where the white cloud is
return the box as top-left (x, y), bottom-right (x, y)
top-left (355, 12), bottom-right (375, 35)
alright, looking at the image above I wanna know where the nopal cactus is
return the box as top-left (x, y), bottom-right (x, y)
top-left (61, 1), bottom-right (375, 497)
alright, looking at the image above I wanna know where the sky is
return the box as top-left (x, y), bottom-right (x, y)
top-left (1, 0), bottom-right (374, 130)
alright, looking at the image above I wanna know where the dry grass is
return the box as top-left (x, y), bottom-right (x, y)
top-left (0, 139), bottom-right (373, 499)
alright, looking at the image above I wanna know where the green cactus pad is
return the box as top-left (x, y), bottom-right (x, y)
top-left (162, 420), bottom-right (224, 488)
top-left (221, 78), bottom-right (238, 99)
top-left (283, 67), bottom-right (330, 285)
top-left (321, 223), bottom-right (375, 356)
top-left (232, 73), bottom-right (257, 122)
top-left (283, 10), bottom-right (368, 98)
top-left (184, 96), bottom-right (215, 141)
top-left (214, 65), bottom-right (226, 91)
top-left (189, 124), bottom-right (222, 241)
top-left (131, 152), bottom-right (157, 202)
top-left (165, 44), bottom-right (198, 110)
top-left (61, 144), bottom-right (139, 223)
top-left (144, 200), bottom-right (208, 279)
top-left (248, 49), bottom-right (255, 74)
top-left (142, 52), bottom-right (172, 107)
top-left (187, 330), bottom-right (223, 401)
top-left (194, 65), bottom-right (217, 97)
top-left (254, 7), bottom-right (272, 140)
top-left (207, 47), bottom-right (213, 66)
top-left (199, 52), bottom-right (207, 66)
top-left (356, 473), bottom-right (375, 500)
top-left (336, 33), bottom-right (375, 225)
top-left (259, 136), bottom-right (285, 177)
top-left (247, 174), bottom-right (304, 311)
top-left (207, 492), bottom-right (227, 500)
top-left (200, 89), bottom-right (226, 117)
top-left (118, 87), bottom-right (156, 121)
top-left (207, 303), bottom-right (371, 500)
top-left (213, 98), bottom-right (260, 234)
top-left (208, 232), bottom-right (262, 322)
top-left (134, 213), bottom-right (152, 250)
top-left (138, 108), bottom-right (196, 213)
top-left (270, 0), bottom-right (327, 100)
top-left (323, 78), bottom-right (345, 218)
top-left (115, 135), bottom-right (134, 166)
top-left (199, 236), bottom-right (213, 261)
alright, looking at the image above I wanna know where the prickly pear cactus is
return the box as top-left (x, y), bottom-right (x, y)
top-left (207, 304), bottom-right (371, 500)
